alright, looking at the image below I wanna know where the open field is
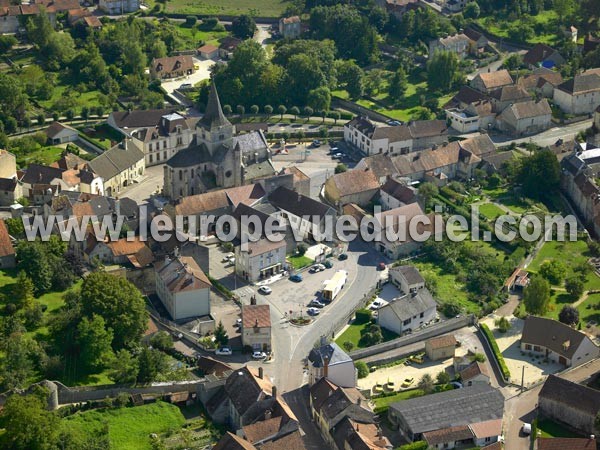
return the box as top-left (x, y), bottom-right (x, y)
top-left (479, 203), bottom-right (506, 221)
top-left (175, 22), bottom-right (229, 48)
top-left (165, 0), bottom-right (288, 17)
top-left (475, 10), bottom-right (559, 45)
top-left (63, 402), bottom-right (187, 450)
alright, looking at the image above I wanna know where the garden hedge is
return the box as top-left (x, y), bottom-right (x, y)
top-left (480, 323), bottom-right (511, 380)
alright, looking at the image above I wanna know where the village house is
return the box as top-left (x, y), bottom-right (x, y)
top-left (281, 166), bottom-right (310, 197)
top-left (523, 43), bottom-right (565, 70)
top-left (470, 70), bottom-right (514, 94)
top-left (343, 117), bottom-right (448, 156)
top-left (459, 361), bottom-right (490, 386)
top-left (390, 265), bottom-right (425, 294)
top-left (377, 287), bottom-right (437, 335)
top-left (429, 33), bottom-right (471, 58)
top-left (86, 237), bottom-right (153, 268)
top-left (496, 99), bottom-right (552, 136)
top-left (0, 178), bottom-right (21, 207)
top-left (308, 342), bottom-right (356, 388)
top-left (45, 122), bottom-right (79, 145)
top-left (538, 375), bottom-right (600, 435)
top-left (424, 334), bottom-right (456, 361)
top-left (378, 178), bottom-right (418, 211)
top-left (20, 162), bottom-right (104, 201)
top-left (323, 168), bottom-right (380, 208)
top-left (109, 109), bottom-right (196, 167)
top-left (241, 304), bottom-right (272, 352)
top-left (218, 36), bottom-right (243, 60)
top-left (268, 186), bottom-right (336, 241)
top-left (517, 68), bottom-right (564, 98)
top-left (235, 237), bottom-right (286, 283)
top-left (154, 255), bottom-right (212, 321)
top-left (197, 44), bottom-right (219, 60)
top-left (88, 138), bottom-right (145, 197)
top-left (278, 16), bottom-right (301, 39)
top-left (376, 0), bottom-right (419, 19)
top-left (388, 384), bottom-right (504, 444)
top-left (149, 55), bottom-right (195, 80)
top-left (0, 0), bottom-right (80, 34)
top-left (446, 100), bottom-right (495, 133)
top-left (553, 68), bottom-right (600, 115)
top-left (521, 316), bottom-right (599, 366)
top-left (0, 219), bottom-right (16, 269)
top-left (98, 0), bottom-right (139, 14)
top-left (309, 377), bottom-right (390, 450)
top-left (489, 85), bottom-right (532, 112)
top-left (463, 27), bottom-right (489, 52)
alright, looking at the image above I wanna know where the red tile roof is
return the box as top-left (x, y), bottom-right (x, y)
top-left (242, 304), bottom-right (271, 328)
top-left (0, 219), bottom-right (15, 258)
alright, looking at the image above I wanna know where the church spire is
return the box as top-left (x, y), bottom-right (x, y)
top-left (198, 81), bottom-right (231, 131)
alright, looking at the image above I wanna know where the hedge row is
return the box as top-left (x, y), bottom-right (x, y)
top-left (207, 275), bottom-right (234, 300)
top-left (480, 323), bottom-right (511, 380)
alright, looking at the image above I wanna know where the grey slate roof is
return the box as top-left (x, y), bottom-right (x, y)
top-left (380, 288), bottom-right (436, 322)
top-left (308, 342), bottom-right (352, 368)
top-left (198, 82), bottom-right (232, 131)
top-left (21, 164), bottom-right (64, 185)
top-left (389, 384), bottom-right (504, 435)
top-left (390, 265), bottom-right (424, 285)
top-left (539, 375), bottom-right (600, 416)
top-left (110, 108), bottom-right (178, 129)
top-left (88, 140), bottom-right (144, 181)
top-left (269, 186), bottom-right (334, 223)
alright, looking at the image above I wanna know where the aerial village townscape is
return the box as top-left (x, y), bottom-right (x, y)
top-left (2, 0), bottom-right (600, 449)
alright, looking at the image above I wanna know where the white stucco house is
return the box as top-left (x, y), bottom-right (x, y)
top-left (553, 69), bottom-right (600, 115)
top-left (377, 288), bottom-right (437, 336)
top-left (308, 342), bottom-right (356, 388)
top-left (155, 255), bottom-right (212, 321)
top-left (521, 316), bottom-right (599, 367)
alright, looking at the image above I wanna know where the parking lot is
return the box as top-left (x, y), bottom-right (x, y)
top-left (480, 315), bottom-right (562, 387)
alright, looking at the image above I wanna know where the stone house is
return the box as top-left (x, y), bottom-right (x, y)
top-left (496, 99), bottom-right (552, 136)
top-left (523, 43), bottom-right (565, 70)
top-left (553, 69), bottom-right (600, 115)
top-left (235, 237), bottom-right (286, 283)
top-left (149, 55), bottom-right (195, 80)
top-left (378, 178), bottom-right (418, 211)
top-left (538, 375), bottom-right (600, 435)
top-left (377, 288), bottom-right (437, 335)
top-left (429, 33), bottom-right (472, 59)
top-left (459, 361), bottom-right (490, 386)
top-left (425, 334), bottom-right (456, 361)
top-left (278, 16), bottom-right (301, 39)
top-left (98, 0), bottom-right (139, 14)
top-left (241, 304), bottom-right (272, 352)
top-left (323, 168), bottom-right (380, 208)
top-left (470, 70), bottom-right (514, 94)
top-left (308, 342), bottom-right (356, 388)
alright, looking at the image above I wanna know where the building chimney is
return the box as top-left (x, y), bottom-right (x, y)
top-left (272, 386), bottom-right (277, 398)
top-left (357, 397), bottom-right (362, 406)
top-left (258, 367), bottom-right (264, 379)
top-left (323, 355), bottom-right (330, 378)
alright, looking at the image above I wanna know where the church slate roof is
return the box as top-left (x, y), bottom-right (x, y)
top-left (165, 142), bottom-right (231, 168)
top-left (198, 82), bottom-right (232, 131)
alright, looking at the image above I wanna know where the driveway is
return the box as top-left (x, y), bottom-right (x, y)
top-left (160, 57), bottom-right (214, 94)
top-left (118, 164), bottom-right (164, 204)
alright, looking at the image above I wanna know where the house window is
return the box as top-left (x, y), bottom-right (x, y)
top-left (149, 154), bottom-right (153, 163)
top-left (164, 151), bottom-right (167, 159)
top-left (179, 170), bottom-right (183, 181)
top-left (420, 312), bottom-right (424, 318)
top-left (403, 318), bottom-right (411, 325)
top-left (149, 143), bottom-right (153, 151)
top-left (163, 141), bottom-right (167, 149)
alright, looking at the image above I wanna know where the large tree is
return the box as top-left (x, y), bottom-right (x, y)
top-left (523, 276), bottom-right (551, 315)
top-left (427, 50), bottom-right (462, 93)
top-left (558, 305), bottom-right (579, 326)
top-left (76, 314), bottom-right (114, 371)
top-left (517, 150), bottom-right (560, 199)
top-left (79, 272), bottom-right (147, 349)
top-left (539, 260), bottom-right (567, 285)
top-left (232, 14), bottom-right (257, 39)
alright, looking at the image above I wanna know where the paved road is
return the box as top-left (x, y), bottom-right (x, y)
top-left (491, 119), bottom-right (593, 148)
top-left (503, 358), bottom-right (600, 450)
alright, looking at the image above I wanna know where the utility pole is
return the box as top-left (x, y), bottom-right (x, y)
top-left (521, 365), bottom-right (525, 393)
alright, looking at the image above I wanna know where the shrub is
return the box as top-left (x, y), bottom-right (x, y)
top-left (342, 341), bottom-right (354, 352)
top-left (397, 442), bottom-right (428, 450)
top-left (354, 308), bottom-right (372, 324)
top-left (495, 316), bottom-right (510, 333)
top-left (356, 361), bottom-right (369, 379)
top-left (480, 323), bottom-right (510, 380)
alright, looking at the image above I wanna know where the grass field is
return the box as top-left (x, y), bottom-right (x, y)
top-left (38, 84), bottom-right (104, 115)
top-left (335, 320), bottom-right (399, 350)
top-left (334, 70), bottom-right (454, 122)
top-left (165, 0), bottom-right (287, 17)
top-left (479, 203), bottom-right (506, 221)
top-left (372, 388), bottom-right (424, 414)
top-left (16, 146), bottom-right (64, 166)
top-left (63, 402), bottom-right (186, 450)
top-left (537, 418), bottom-right (581, 438)
top-left (287, 255), bottom-right (312, 269)
top-left (175, 22), bottom-right (229, 48)
top-left (475, 10), bottom-right (559, 45)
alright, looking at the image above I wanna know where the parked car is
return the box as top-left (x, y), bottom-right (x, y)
top-left (172, 331), bottom-right (183, 340)
top-left (235, 318), bottom-right (242, 327)
top-left (308, 299), bottom-right (325, 308)
top-left (215, 347), bottom-right (232, 356)
top-left (309, 264), bottom-right (325, 273)
top-left (289, 274), bottom-right (303, 282)
top-left (222, 252), bottom-right (234, 262)
top-left (312, 139), bottom-right (321, 147)
top-left (332, 152), bottom-right (344, 159)
top-left (258, 286), bottom-right (272, 295)
top-left (377, 262), bottom-right (386, 270)
top-left (252, 351), bottom-right (267, 360)
top-left (369, 299), bottom-right (385, 310)
top-left (307, 307), bottom-right (320, 316)
top-left (386, 119), bottom-right (402, 126)
top-left (338, 253), bottom-right (348, 261)
top-left (323, 260), bottom-right (333, 269)
top-left (521, 423), bottom-right (532, 436)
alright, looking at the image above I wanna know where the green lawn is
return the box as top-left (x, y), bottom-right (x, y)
top-left (63, 402), bottom-right (186, 450)
top-left (333, 70), bottom-right (455, 122)
top-left (479, 203), bottom-right (506, 221)
top-left (16, 146), bottom-right (64, 166)
top-left (335, 320), bottom-right (399, 349)
top-left (78, 123), bottom-right (124, 150)
top-left (175, 22), bottom-right (229, 48)
top-left (579, 293), bottom-right (600, 326)
top-left (165, 0), bottom-right (287, 17)
top-left (38, 84), bottom-right (104, 115)
top-left (475, 10), bottom-right (560, 45)
top-left (287, 255), bottom-right (312, 269)
top-left (372, 389), bottom-right (424, 414)
top-left (412, 261), bottom-right (477, 314)
top-left (537, 418), bottom-right (581, 438)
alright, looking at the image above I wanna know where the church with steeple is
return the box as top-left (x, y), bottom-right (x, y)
top-left (163, 82), bottom-right (274, 200)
